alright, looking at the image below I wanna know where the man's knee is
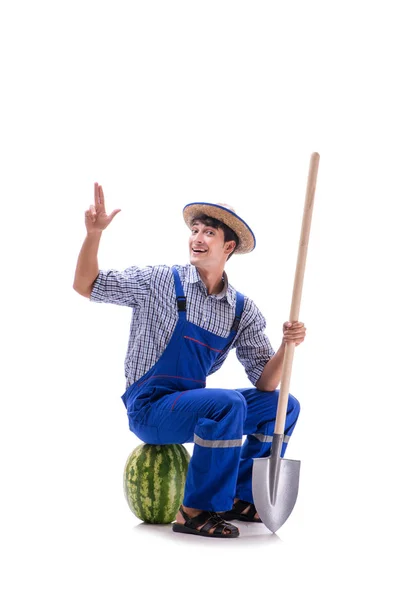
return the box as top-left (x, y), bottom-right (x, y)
top-left (215, 389), bottom-right (247, 419)
top-left (287, 393), bottom-right (300, 419)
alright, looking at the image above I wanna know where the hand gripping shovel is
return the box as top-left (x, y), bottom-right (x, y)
top-left (252, 152), bottom-right (320, 533)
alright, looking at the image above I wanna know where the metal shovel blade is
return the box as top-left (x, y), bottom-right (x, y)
top-left (252, 454), bottom-right (301, 533)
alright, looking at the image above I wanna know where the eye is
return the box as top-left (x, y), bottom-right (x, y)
top-left (205, 230), bottom-right (215, 236)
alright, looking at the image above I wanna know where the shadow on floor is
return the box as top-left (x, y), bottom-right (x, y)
top-left (131, 520), bottom-right (282, 547)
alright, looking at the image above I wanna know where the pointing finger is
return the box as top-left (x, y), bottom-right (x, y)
top-left (99, 185), bottom-right (106, 211)
top-left (95, 182), bottom-right (103, 208)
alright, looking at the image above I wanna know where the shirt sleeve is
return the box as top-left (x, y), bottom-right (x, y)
top-left (90, 265), bottom-right (153, 307)
top-left (234, 298), bottom-right (275, 386)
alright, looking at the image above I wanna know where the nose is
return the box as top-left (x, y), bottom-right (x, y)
top-left (193, 232), bottom-right (204, 243)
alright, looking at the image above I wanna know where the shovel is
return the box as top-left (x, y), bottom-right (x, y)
top-left (252, 152), bottom-right (320, 533)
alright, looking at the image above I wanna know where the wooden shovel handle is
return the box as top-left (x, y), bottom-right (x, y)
top-left (275, 152), bottom-right (320, 434)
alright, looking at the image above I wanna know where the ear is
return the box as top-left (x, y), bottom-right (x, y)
top-left (224, 240), bottom-right (236, 255)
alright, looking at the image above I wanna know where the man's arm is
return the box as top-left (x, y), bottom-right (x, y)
top-left (73, 182), bottom-right (120, 298)
top-left (256, 321), bottom-right (306, 392)
top-left (73, 231), bottom-right (102, 298)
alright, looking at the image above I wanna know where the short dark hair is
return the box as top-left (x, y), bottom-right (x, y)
top-left (190, 214), bottom-right (239, 260)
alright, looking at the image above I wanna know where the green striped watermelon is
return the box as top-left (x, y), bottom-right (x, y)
top-left (123, 443), bottom-right (191, 524)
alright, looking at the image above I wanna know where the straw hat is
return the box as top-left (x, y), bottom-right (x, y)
top-left (182, 202), bottom-right (256, 254)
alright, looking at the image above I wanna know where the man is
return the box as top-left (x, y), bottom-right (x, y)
top-left (73, 182), bottom-right (306, 538)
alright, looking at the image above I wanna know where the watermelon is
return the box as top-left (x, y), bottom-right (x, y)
top-left (123, 443), bottom-right (191, 524)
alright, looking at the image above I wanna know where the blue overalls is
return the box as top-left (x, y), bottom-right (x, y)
top-left (121, 267), bottom-right (300, 512)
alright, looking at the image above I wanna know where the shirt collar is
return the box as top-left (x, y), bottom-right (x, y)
top-left (187, 265), bottom-right (235, 306)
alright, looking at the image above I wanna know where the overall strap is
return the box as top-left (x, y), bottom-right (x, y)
top-left (171, 267), bottom-right (187, 315)
top-left (231, 291), bottom-right (245, 333)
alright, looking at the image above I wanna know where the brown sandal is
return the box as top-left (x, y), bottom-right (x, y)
top-left (172, 506), bottom-right (239, 538)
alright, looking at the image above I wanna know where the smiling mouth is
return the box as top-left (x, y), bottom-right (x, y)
top-left (192, 248), bottom-right (207, 254)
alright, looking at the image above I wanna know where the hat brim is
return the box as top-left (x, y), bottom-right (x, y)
top-left (182, 202), bottom-right (256, 254)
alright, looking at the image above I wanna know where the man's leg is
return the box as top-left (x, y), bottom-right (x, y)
top-left (234, 387), bottom-right (300, 504)
top-left (139, 387), bottom-right (248, 512)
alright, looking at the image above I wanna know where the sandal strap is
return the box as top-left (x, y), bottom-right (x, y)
top-left (178, 506), bottom-right (216, 528)
top-left (178, 505), bottom-right (192, 521)
top-left (233, 499), bottom-right (258, 519)
top-left (189, 511), bottom-right (215, 528)
top-left (201, 512), bottom-right (237, 535)
top-left (200, 512), bottom-right (223, 531)
top-left (212, 524), bottom-right (226, 535)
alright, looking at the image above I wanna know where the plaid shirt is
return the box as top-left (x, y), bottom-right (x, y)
top-left (91, 264), bottom-right (275, 388)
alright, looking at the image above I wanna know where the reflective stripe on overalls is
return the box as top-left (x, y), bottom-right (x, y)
top-left (121, 267), bottom-right (300, 512)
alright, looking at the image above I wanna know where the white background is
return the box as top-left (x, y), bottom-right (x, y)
top-left (1, 1), bottom-right (399, 598)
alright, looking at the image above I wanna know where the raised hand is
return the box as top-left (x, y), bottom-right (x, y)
top-left (85, 182), bottom-right (121, 233)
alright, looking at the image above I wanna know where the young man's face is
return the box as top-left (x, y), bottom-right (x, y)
top-left (188, 220), bottom-right (235, 270)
